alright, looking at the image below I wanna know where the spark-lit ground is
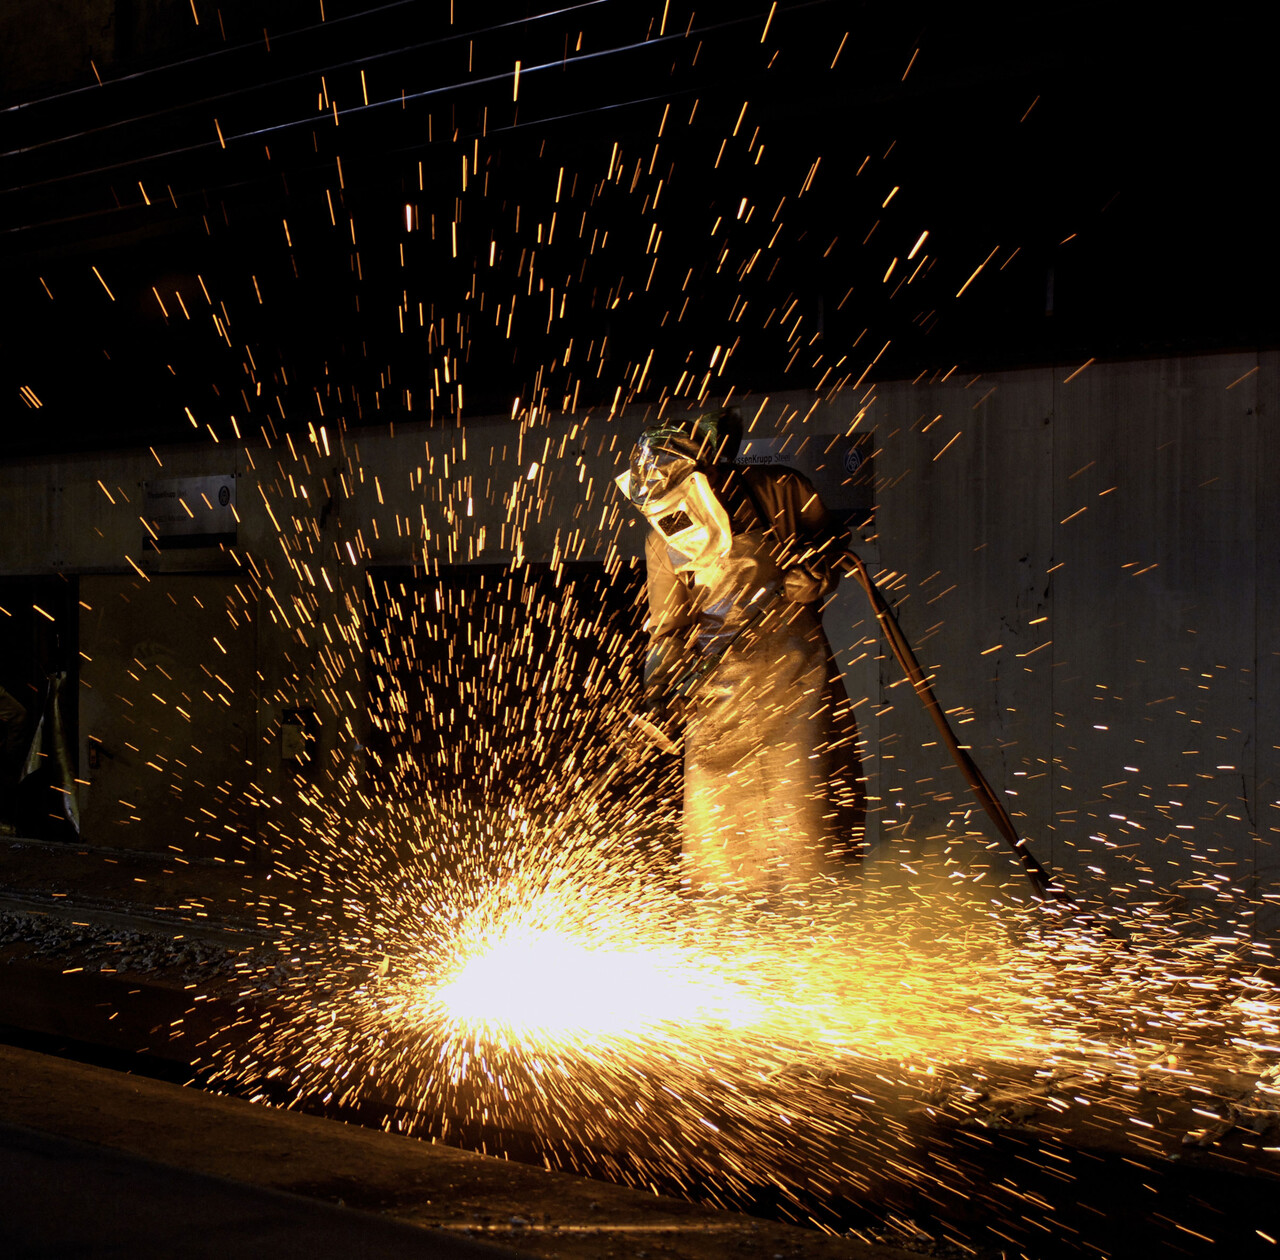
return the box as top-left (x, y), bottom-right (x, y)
top-left (189, 756), bottom-right (1280, 1247)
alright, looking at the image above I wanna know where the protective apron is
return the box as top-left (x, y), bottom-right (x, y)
top-left (643, 466), bottom-right (864, 897)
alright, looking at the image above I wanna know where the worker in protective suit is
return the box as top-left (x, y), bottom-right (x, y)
top-left (618, 412), bottom-right (865, 901)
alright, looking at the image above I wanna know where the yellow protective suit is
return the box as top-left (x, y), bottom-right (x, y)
top-left (643, 464), bottom-right (864, 898)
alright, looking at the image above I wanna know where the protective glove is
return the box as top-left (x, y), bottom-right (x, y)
top-left (638, 684), bottom-right (689, 725)
top-left (783, 563), bottom-right (830, 604)
top-left (643, 634), bottom-right (686, 692)
top-left (631, 687), bottom-right (687, 753)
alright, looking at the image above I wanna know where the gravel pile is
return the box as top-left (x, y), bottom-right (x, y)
top-left (0, 908), bottom-right (285, 987)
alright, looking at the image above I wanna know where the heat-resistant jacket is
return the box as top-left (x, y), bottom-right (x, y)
top-left (643, 464), bottom-right (865, 897)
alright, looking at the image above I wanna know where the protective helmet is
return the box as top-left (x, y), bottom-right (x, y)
top-left (626, 411), bottom-right (737, 509)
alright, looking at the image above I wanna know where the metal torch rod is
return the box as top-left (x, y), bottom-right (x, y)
top-left (839, 550), bottom-right (1072, 905)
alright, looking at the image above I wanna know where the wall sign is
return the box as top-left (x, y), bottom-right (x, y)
top-left (143, 475), bottom-right (237, 538)
top-left (735, 434), bottom-right (874, 513)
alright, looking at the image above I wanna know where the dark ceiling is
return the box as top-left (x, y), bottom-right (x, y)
top-left (1, 1), bottom-right (1269, 455)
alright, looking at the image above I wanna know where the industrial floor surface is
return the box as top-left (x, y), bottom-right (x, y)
top-left (6, 837), bottom-right (1280, 1256)
top-left (0, 1044), bottom-right (918, 1260)
top-left (1, 1121), bottom-right (523, 1260)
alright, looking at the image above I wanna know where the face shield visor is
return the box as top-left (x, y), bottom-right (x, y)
top-left (615, 464), bottom-right (733, 572)
top-left (625, 429), bottom-right (701, 510)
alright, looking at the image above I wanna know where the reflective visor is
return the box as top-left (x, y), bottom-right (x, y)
top-left (627, 431), bottom-right (700, 508)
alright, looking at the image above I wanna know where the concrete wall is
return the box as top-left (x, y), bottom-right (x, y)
top-left (78, 573), bottom-right (258, 857)
top-left (1, 352), bottom-right (1274, 927)
top-left (870, 351), bottom-right (1276, 926)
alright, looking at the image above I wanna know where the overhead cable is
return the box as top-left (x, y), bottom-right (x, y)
top-left (3, 0), bottom-right (617, 161)
top-left (3, 4), bottom-right (822, 201)
top-left (2, 0), bottom-right (612, 115)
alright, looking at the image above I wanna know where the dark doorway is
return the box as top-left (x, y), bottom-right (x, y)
top-left (0, 575), bottom-right (79, 839)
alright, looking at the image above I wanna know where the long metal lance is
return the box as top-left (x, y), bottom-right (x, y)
top-left (839, 550), bottom-right (1072, 905)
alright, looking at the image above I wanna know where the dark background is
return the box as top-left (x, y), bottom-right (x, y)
top-left (1, 1), bottom-right (1270, 455)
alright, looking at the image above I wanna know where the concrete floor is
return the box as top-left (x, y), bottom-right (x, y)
top-left (1, 1120), bottom-right (523, 1260)
top-left (0, 1045), bottom-right (918, 1260)
top-left (5, 837), bottom-right (1280, 1255)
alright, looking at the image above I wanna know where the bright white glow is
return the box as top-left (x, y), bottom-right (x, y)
top-left (433, 925), bottom-right (764, 1039)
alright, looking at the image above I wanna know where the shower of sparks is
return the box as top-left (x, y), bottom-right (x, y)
top-left (201, 786), bottom-right (1073, 1217)
top-left (31, 2), bottom-right (1280, 1249)
top-left (191, 770), bottom-right (1280, 1232)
